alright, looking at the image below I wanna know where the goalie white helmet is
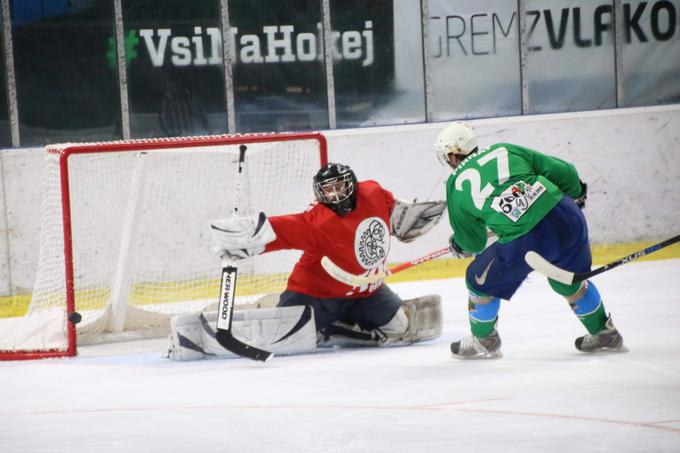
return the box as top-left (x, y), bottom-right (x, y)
top-left (434, 122), bottom-right (478, 170)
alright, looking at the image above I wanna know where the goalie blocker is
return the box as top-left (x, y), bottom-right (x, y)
top-left (166, 295), bottom-right (443, 360)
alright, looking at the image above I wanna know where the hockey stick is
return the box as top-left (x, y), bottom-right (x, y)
top-left (321, 247), bottom-right (451, 286)
top-left (214, 145), bottom-right (273, 362)
top-left (525, 234), bottom-right (680, 285)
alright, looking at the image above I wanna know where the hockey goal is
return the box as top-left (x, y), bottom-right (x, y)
top-left (0, 133), bottom-right (327, 360)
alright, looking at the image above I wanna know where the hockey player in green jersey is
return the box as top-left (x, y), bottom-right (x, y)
top-left (435, 122), bottom-right (625, 359)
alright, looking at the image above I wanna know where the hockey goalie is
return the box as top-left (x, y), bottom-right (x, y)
top-left (167, 163), bottom-right (446, 360)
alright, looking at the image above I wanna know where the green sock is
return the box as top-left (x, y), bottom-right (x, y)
top-left (576, 302), bottom-right (608, 335)
top-left (470, 317), bottom-right (497, 338)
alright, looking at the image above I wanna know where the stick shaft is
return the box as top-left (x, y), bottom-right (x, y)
top-left (526, 234), bottom-right (680, 284)
top-left (578, 234), bottom-right (680, 281)
top-left (214, 144), bottom-right (272, 361)
top-left (321, 247), bottom-right (451, 286)
top-left (388, 247), bottom-right (450, 275)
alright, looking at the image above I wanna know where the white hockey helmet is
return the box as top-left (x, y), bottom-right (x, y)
top-left (434, 122), bottom-right (478, 169)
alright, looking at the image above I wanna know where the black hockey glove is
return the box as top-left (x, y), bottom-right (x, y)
top-left (574, 181), bottom-right (588, 209)
top-left (449, 235), bottom-right (473, 259)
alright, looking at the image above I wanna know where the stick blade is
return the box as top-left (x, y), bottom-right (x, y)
top-left (215, 330), bottom-right (273, 362)
top-left (320, 256), bottom-right (382, 286)
top-left (524, 251), bottom-right (575, 285)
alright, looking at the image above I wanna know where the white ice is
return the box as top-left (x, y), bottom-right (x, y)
top-left (2, 259), bottom-right (680, 453)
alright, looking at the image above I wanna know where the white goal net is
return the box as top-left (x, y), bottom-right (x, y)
top-left (0, 133), bottom-right (326, 360)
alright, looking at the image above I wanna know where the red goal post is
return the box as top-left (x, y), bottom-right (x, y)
top-left (0, 132), bottom-right (327, 360)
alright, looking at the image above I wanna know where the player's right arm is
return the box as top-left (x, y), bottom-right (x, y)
top-left (446, 177), bottom-right (489, 254)
top-left (509, 144), bottom-right (583, 198)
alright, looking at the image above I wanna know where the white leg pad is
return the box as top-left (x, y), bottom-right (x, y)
top-left (166, 305), bottom-right (316, 360)
top-left (380, 307), bottom-right (409, 337)
top-left (166, 312), bottom-right (205, 361)
top-left (317, 294), bottom-right (443, 348)
top-left (387, 294), bottom-right (443, 345)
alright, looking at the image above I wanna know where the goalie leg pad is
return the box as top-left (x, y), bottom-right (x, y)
top-left (379, 307), bottom-right (409, 337)
top-left (166, 306), bottom-right (316, 360)
top-left (166, 313), bottom-right (205, 361)
top-left (317, 295), bottom-right (443, 348)
top-left (395, 294), bottom-right (443, 344)
top-left (202, 306), bottom-right (316, 358)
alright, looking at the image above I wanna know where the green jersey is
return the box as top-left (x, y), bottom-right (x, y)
top-left (446, 143), bottom-right (583, 253)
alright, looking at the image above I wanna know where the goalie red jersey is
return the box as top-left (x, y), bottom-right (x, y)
top-left (264, 180), bottom-right (395, 298)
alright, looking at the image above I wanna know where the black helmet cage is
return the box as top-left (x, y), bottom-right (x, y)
top-left (313, 163), bottom-right (358, 215)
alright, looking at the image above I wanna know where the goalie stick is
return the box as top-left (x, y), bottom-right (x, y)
top-left (525, 234), bottom-right (680, 285)
top-left (321, 247), bottom-right (451, 286)
top-left (214, 144), bottom-right (273, 362)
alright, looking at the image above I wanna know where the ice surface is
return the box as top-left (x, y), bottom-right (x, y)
top-left (1, 260), bottom-right (679, 453)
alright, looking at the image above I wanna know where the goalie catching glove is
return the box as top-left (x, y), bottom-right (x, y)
top-left (209, 211), bottom-right (277, 261)
top-left (390, 199), bottom-right (446, 243)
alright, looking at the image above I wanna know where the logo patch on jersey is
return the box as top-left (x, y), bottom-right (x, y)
top-left (474, 258), bottom-right (495, 286)
top-left (354, 217), bottom-right (390, 270)
top-left (491, 181), bottom-right (546, 223)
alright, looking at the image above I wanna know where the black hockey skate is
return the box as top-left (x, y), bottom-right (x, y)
top-left (450, 330), bottom-right (502, 359)
top-left (575, 316), bottom-right (625, 353)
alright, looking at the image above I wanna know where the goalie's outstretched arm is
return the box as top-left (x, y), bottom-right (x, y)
top-left (390, 199), bottom-right (446, 243)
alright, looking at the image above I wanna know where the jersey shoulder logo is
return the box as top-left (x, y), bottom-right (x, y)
top-left (354, 217), bottom-right (390, 270)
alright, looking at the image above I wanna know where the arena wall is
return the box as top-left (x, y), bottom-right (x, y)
top-left (1, 105), bottom-right (679, 295)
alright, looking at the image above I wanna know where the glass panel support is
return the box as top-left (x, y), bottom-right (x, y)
top-left (219, 0), bottom-right (236, 134)
top-left (518, 0), bottom-right (529, 115)
top-left (1, 0), bottom-right (19, 146)
top-left (613, 0), bottom-right (624, 107)
top-left (421, 0), bottom-right (433, 122)
top-left (321, 0), bottom-right (336, 130)
top-left (113, 0), bottom-right (130, 140)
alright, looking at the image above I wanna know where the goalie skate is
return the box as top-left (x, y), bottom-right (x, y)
top-left (575, 316), bottom-right (626, 353)
top-left (450, 330), bottom-right (502, 359)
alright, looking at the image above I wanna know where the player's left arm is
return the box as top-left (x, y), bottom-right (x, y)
top-left (264, 211), bottom-right (323, 253)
